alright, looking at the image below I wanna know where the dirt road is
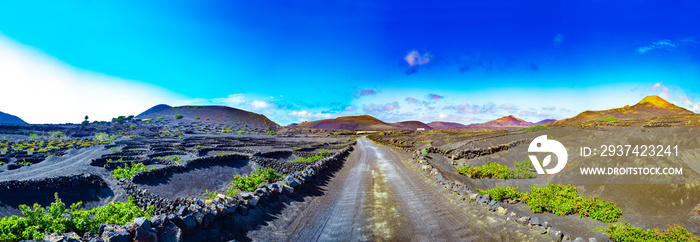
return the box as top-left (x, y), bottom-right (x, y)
top-left (192, 137), bottom-right (545, 241)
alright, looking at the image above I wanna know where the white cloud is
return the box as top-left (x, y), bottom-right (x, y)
top-left (251, 100), bottom-right (271, 109)
top-left (651, 81), bottom-right (662, 91)
top-left (404, 50), bottom-right (431, 67)
top-left (0, 33), bottom-right (182, 124)
top-left (289, 110), bottom-right (333, 119)
top-left (637, 39), bottom-right (677, 54)
top-left (216, 94), bottom-right (246, 107)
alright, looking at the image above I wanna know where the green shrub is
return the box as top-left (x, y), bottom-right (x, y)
top-left (477, 186), bottom-right (522, 201)
top-left (457, 161), bottom-right (536, 179)
top-left (204, 189), bottom-right (217, 200)
top-left (595, 118), bottom-right (619, 123)
top-left (111, 161), bottom-right (154, 179)
top-left (457, 162), bottom-right (510, 179)
top-left (129, 124), bottom-right (136, 128)
top-left (0, 194), bottom-right (152, 241)
top-left (421, 149), bottom-right (428, 156)
top-left (476, 184), bottom-right (621, 223)
top-left (317, 149), bottom-right (331, 154)
top-left (174, 114), bottom-right (183, 119)
top-left (194, 117), bottom-right (200, 120)
top-left (230, 167), bottom-right (284, 192)
top-left (595, 222), bottom-right (698, 242)
top-left (266, 130), bottom-right (276, 135)
top-left (157, 117), bottom-right (164, 120)
top-left (48, 131), bottom-right (64, 139)
top-left (226, 186), bottom-right (240, 197)
top-left (522, 125), bottom-right (549, 132)
top-left (292, 154), bottom-right (324, 162)
top-left (522, 184), bottom-right (621, 223)
top-left (237, 130), bottom-right (245, 134)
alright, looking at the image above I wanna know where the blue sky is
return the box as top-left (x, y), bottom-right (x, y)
top-left (0, 1), bottom-right (699, 124)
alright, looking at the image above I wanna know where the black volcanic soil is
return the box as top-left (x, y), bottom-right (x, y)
top-left (134, 159), bottom-right (255, 199)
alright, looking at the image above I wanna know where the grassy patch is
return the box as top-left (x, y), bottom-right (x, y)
top-left (291, 154), bottom-right (324, 162)
top-left (230, 167), bottom-right (285, 192)
top-left (174, 114), bottom-right (183, 119)
top-left (595, 118), bottom-right (619, 123)
top-left (479, 184), bottom-right (621, 223)
top-left (458, 133), bottom-right (473, 137)
top-left (111, 161), bottom-right (155, 179)
top-left (0, 194), bottom-right (153, 241)
top-left (456, 160), bottom-right (536, 179)
top-left (521, 125), bottom-right (549, 132)
top-left (595, 222), bottom-right (698, 242)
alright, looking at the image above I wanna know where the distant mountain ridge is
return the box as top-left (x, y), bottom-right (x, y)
top-left (297, 115), bottom-right (432, 130)
top-left (0, 111), bottom-right (27, 124)
top-left (466, 115), bottom-right (534, 128)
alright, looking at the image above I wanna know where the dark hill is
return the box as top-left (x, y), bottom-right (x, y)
top-left (0, 111), bottom-right (27, 124)
top-left (137, 104), bottom-right (172, 117)
top-left (137, 105), bottom-right (278, 129)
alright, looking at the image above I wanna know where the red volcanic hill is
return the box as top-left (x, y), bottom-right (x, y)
top-left (137, 105), bottom-right (278, 128)
top-left (466, 115), bottom-right (535, 128)
top-left (427, 121), bottom-right (467, 129)
top-left (556, 95), bottom-right (693, 126)
top-left (296, 115), bottom-right (432, 130)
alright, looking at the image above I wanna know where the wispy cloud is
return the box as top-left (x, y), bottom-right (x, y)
top-left (427, 93), bottom-right (444, 100)
top-left (405, 97), bottom-right (418, 103)
top-left (363, 102), bottom-right (399, 113)
top-left (446, 103), bottom-right (495, 114)
top-left (637, 39), bottom-right (677, 54)
top-left (289, 110), bottom-right (333, 119)
top-left (404, 50), bottom-right (431, 67)
top-left (353, 88), bottom-right (379, 98)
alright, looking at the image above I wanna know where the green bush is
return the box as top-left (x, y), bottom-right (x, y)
top-left (174, 114), bottom-right (183, 119)
top-left (522, 125), bottom-right (549, 132)
top-left (48, 131), bottom-right (64, 139)
top-left (476, 184), bottom-right (621, 223)
top-left (0, 194), bottom-right (152, 241)
top-left (157, 117), bottom-right (164, 120)
top-left (111, 161), bottom-right (154, 179)
top-left (204, 189), bottom-right (217, 200)
top-left (595, 118), bottom-right (619, 123)
top-left (292, 154), bottom-right (324, 162)
top-left (237, 130), bottom-right (245, 134)
top-left (457, 162), bottom-right (510, 179)
top-left (477, 186), bottom-right (522, 201)
top-left (421, 149), bottom-right (428, 156)
top-left (129, 124), bottom-right (136, 128)
top-left (595, 222), bottom-right (698, 242)
top-left (457, 161), bottom-right (536, 179)
top-left (522, 184), bottom-right (622, 223)
top-left (230, 167), bottom-right (284, 192)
